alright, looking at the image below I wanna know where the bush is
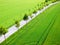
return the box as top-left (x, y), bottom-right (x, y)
top-left (23, 14), bottom-right (28, 21)
top-left (37, 4), bottom-right (42, 10)
top-left (0, 26), bottom-right (7, 35)
top-left (15, 20), bottom-right (20, 27)
top-left (33, 10), bottom-right (37, 14)
top-left (45, 0), bottom-right (57, 3)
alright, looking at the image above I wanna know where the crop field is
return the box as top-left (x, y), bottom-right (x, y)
top-left (43, 4), bottom-right (60, 45)
top-left (0, 2), bottom-right (60, 45)
top-left (0, 0), bottom-right (45, 28)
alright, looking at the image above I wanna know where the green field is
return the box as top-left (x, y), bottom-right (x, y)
top-left (0, 2), bottom-right (60, 45)
top-left (43, 4), bottom-right (60, 45)
top-left (0, 0), bottom-right (45, 28)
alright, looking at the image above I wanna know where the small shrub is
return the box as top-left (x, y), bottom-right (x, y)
top-left (33, 10), bottom-right (37, 14)
top-left (0, 26), bottom-right (7, 35)
top-left (23, 14), bottom-right (28, 21)
top-left (15, 20), bottom-right (20, 27)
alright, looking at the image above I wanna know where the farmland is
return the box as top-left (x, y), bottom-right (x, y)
top-left (0, 0), bottom-right (45, 28)
top-left (0, 2), bottom-right (60, 45)
top-left (43, 3), bottom-right (60, 45)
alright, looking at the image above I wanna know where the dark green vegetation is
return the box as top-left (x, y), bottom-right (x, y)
top-left (0, 0), bottom-right (45, 28)
top-left (45, 0), bottom-right (59, 2)
top-left (0, 2), bottom-right (60, 45)
top-left (0, 26), bottom-right (7, 35)
top-left (15, 20), bottom-right (20, 27)
top-left (23, 14), bottom-right (28, 21)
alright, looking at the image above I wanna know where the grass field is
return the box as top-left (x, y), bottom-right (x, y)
top-left (0, 0), bottom-right (45, 28)
top-left (43, 3), bottom-right (60, 45)
top-left (0, 2), bottom-right (60, 45)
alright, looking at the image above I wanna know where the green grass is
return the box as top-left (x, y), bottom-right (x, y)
top-left (0, 1), bottom-right (60, 45)
top-left (0, 0), bottom-right (45, 28)
top-left (43, 4), bottom-right (60, 45)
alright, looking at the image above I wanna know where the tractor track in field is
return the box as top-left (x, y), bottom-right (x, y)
top-left (36, 15), bottom-right (57, 45)
top-left (40, 16), bottom-right (56, 45)
top-left (0, 1), bottom-right (59, 43)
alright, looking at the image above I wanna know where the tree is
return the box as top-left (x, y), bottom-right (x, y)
top-left (28, 9), bottom-right (32, 16)
top-left (45, 0), bottom-right (50, 2)
top-left (33, 10), bottom-right (37, 14)
top-left (45, 0), bottom-right (57, 2)
top-left (0, 26), bottom-right (7, 45)
top-left (37, 4), bottom-right (40, 10)
top-left (15, 20), bottom-right (20, 28)
top-left (52, 0), bottom-right (57, 2)
top-left (23, 14), bottom-right (28, 23)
